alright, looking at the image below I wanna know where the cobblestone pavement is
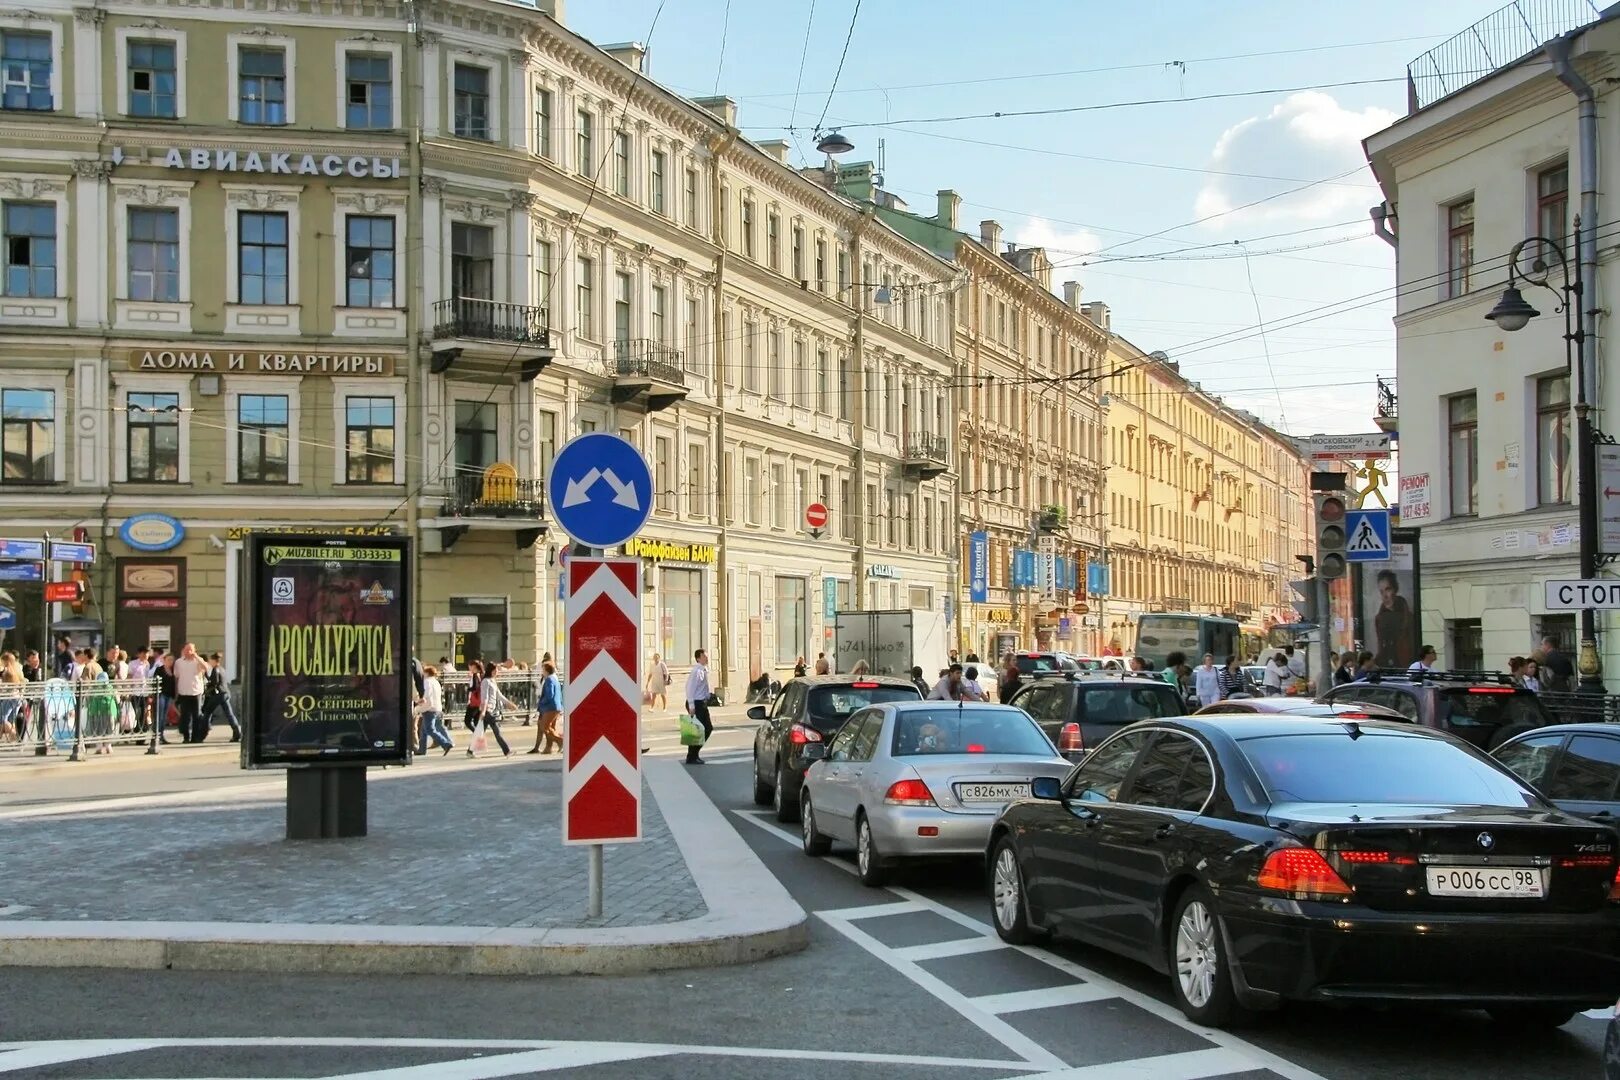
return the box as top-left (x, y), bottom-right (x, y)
top-left (0, 762), bottom-right (704, 930)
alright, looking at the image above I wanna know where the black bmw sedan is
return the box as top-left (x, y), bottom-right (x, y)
top-left (986, 716), bottom-right (1620, 1029)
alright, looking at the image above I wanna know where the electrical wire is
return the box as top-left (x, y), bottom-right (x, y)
top-left (787, 0), bottom-right (818, 166)
top-left (713, 0), bottom-right (731, 96)
top-left (812, 0), bottom-right (862, 135)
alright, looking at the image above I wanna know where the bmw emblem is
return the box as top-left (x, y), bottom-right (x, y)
top-left (1477, 831), bottom-right (1495, 851)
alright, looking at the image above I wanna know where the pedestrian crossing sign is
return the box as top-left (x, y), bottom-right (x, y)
top-left (1344, 508), bottom-right (1391, 562)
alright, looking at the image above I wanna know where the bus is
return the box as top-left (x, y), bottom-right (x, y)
top-left (1134, 613), bottom-right (1240, 670)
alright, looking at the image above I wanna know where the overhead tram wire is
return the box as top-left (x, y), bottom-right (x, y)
top-left (785, 0), bottom-right (818, 166)
top-left (812, 0), bottom-right (863, 135)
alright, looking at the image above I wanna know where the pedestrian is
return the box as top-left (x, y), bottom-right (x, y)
top-left (1508, 656), bottom-right (1527, 688)
top-left (997, 653), bottom-right (1022, 704)
top-left (1539, 635), bottom-right (1575, 691)
top-left (1128, 656), bottom-right (1146, 672)
top-left (172, 643), bottom-right (207, 743)
top-left (1285, 646), bottom-right (1307, 682)
top-left (1216, 655), bottom-right (1248, 699)
top-left (645, 652), bottom-right (669, 711)
top-left (793, 654), bottom-right (808, 679)
top-left (531, 660), bottom-right (564, 754)
top-left (1408, 645), bottom-right (1437, 674)
top-left (909, 665), bottom-right (929, 697)
top-left (51, 637), bottom-right (72, 679)
top-left (1262, 652), bottom-right (1289, 696)
top-left (1354, 652), bottom-right (1378, 681)
top-left (468, 659), bottom-right (513, 757)
top-left (126, 647), bottom-right (151, 732)
top-left (155, 651), bottom-right (177, 743)
top-left (461, 658), bottom-right (484, 738)
top-left (684, 648), bottom-right (713, 765)
top-left (202, 651), bottom-right (243, 742)
top-left (75, 648), bottom-right (114, 754)
top-left (1193, 653), bottom-right (1221, 708)
top-left (929, 663), bottom-right (979, 701)
top-left (1522, 658), bottom-right (1543, 693)
top-left (814, 652), bottom-right (830, 675)
top-left (0, 652), bottom-right (23, 741)
top-left (415, 664), bottom-right (454, 755)
top-left (1161, 651), bottom-right (1187, 687)
top-left (1334, 652), bottom-right (1356, 686)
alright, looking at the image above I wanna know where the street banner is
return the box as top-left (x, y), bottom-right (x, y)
top-left (564, 557), bottom-right (642, 845)
top-left (969, 532), bottom-right (989, 604)
top-left (244, 533), bottom-right (412, 768)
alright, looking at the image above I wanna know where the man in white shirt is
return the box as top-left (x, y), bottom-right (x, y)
top-left (1262, 653), bottom-right (1290, 696)
top-left (1408, 645), bottom-right (1438, 674)
top-left (683, 648), bottom-right (713, 765)
top-left (1285, 646), bottom-right (1307, 681)
top-left (172, 642), bottom-right (208, 743)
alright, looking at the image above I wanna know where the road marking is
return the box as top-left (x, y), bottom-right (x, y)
top-left (0, 1041), bottom-right (164, 1072)
top-left (819, 899), bottom-right (924, 920)
top-left (332, 1045), bottom-right (673, 1078)
top-left (1009, 1046), bottom-right (1256, 1079)
top-left (970, 983), bottom-right (1114, 1015)
top-left (893, 936), bottom-right (1009, 962)
top-left (0, 904), bottom-right (31, 917)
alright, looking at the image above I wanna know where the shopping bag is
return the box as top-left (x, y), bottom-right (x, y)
top-left (642, 689), bottom-right (655, 706)
top-left (470, 716), bottom-right (489, 754)
top-left (678, 713), bottom-right (706, 747)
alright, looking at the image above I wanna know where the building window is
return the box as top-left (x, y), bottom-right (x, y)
top-left (663, 567), bottom-right (703, 665)
top-left (742, 199), bottom-right (755, 259)
top-left (3, 201), bottom-right (54, 298)
top-left (863, 365), bottom-right (876, 428)
top-left (683, 168), bottom-right (698, 226)
top-left (838, 353), bottom-right (853, 422)
top-left (1445, 198), bottom-right (1473, 298)
top-left (815, 348), bottom-right (829, 413)
top-left (684, 297), bottom-right (702, 377)
top-left (454, 400), bottom-right (497, 473)
top-left (837, 248), bottom-right (849, 297)
top-left (651, 284), bottom-right (667, 343)
top-left (533, 85), bottom-right (553, 159)
top-left (238, 47), bottom-right (286, 125)
top-left (654, 435), bottom-right (673, 513)
top-left (767, 331), bottom-right (783, 400)
top-left (1537, 161), bottom-right (1568, 247)
top-left (744, 457), bottom-right (763, 524)
top-left (770, 462), bottom-right (787, 528)
top-left (237, 211), bottom-right (289, 305)
top-left (128, 40), bottom-right (177, 118)
top-left (237, 393), bottom-right (289, 484)
top-left (775, 576), bottom-right (807, 664)
top-left (0, 388), bottom-right (53, 482)
top-left (1, 31), bottom-right (52, 111)
top-left (687, 442), bottom-right (707, 519)
top-left (126, 391), bottom-right (180, 483)
top-left (839, 477), bottom-right (854, 540)
top-left (650, 150), bottom-right (667, 215)
top-left (815, 239), bottom-right (827, 291)
top-left (345, 396), bottom-right (395, 483)
top-left (126, 207), bottom-right (178, 302)
top-left (613, 271), bottom-right (632, 350)
top-left (791, 225), bottom-right (804, 281)
top-left (1449, 618), bottom-right (1483, 671)
top-left (344, 53), bottom-right (391, 129)
top-left (450, 222), bottom-right (492, 300)
top-left (575, 109), bottom-right (593, 176)
top-left (575, 255), bottom-right (595, 339)
top-left (345, 215), bottom-right (395, 308)
top-left (1537, 373), bottom-right (1571, 505)
top-left (767, 212), bottom-right (780, 271)
top-left (613, 129), bottom-right (630, 196)
top-left (743, 322), bottom-right (759, 394)
top-left (452, 64), bottom-right (489, 139)
top-left (534, 239), bottom-right (553, 309)
top-left (1448, 392), bottom-right (1477, 516)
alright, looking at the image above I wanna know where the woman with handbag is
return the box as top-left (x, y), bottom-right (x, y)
top-left (467, 659), bottom-right (513, 758)
top-left (530, 660), bottom-right (564, 754)
top-left (645, 653), bottom-right (669, 712)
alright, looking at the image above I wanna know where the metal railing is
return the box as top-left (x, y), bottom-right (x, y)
top-left (1536, 691), bottom-right (1620, 724)
top-left (442, 472), bottom-right (546, 519)
top-left (432, 296), bottom-right (549, 345)
top-left (610, 339), bottom-right (687, 385)
top-left (1406, 0), bottom-right (1601, 112)
top-left (904, 432), bottom-right (950, 463)
top-left (0, 677), bottom-right (161, 757)
top-left (438, 669), bottom-right (558, 722)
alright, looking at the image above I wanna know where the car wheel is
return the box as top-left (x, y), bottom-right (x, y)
top-left (773, 765), bottom-right (799, 823)
top-left (990, 837), bottom-right (1036, 944)
top-left (1168, 884), bottom-right (1251, 1028)
top-left (856, 813), bottom-right (888, 887)
top-left (800, 793), bottom-right (831, 856)
top-left (751, 752), bottom-right (773, 806)
top-left (1486, 1005), bottom-right (1578, 1029)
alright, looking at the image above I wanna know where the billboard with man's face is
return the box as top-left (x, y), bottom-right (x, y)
top-left (244, 533), bottom-right (412, 768)
top-left (1357, 529), bottom-right (1421, 670)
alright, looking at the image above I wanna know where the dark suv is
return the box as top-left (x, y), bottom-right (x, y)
top-left (750, 675), bottom-right (921, 821)
top-left (1318, 671), bottom-right (1553, 750)
top-left (1012, 652), bottom-right (1079, 675)
top-left (1007, 672), bottom-right (1185, 759)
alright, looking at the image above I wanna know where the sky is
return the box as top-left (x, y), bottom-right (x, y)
top-left (566, 0), bottom-right (1518, 437)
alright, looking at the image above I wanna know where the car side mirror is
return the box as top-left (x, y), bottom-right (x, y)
top-left (747, 705), bottom-right (767, 721)
top-left (801, 743), bottom-right (828, 763)
top-left (1031, 775), bottom-right (1063, 801)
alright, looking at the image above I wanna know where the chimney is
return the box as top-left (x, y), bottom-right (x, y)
top-left (601, 42), bottom-right (648, 73)
top-left (936, 189), bottom-right (960, 231)
top-left (758, 139), bottom-right (790, 164)
top-left (693, 95), bottom-right (738, 128)
top-left (1081, 300), bottom-right (1110, 331)
top-left (1062, 280), bottom-right (1082, 311)
top-left (979, 219), bottom-right (1002, 250)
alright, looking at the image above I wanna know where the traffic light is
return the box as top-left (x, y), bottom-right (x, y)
top-left (1316, 493), bottom-right (1348, 580)
top-left (1289, 578), bottom-right (1316, 624)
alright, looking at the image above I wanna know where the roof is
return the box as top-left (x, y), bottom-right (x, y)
top-left (795, 674), bottom-right (916, 687)
top-left (1173, 715), bottom-right (1439, 741)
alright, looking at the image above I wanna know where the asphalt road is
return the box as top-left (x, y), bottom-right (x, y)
top-left (0, 732), bottom-right (1613, 1080)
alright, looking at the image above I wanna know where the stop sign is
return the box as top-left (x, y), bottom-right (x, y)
top-left (805, 502), bottom-right (829, 530)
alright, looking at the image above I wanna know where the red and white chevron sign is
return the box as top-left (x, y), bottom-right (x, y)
top-left (563, 557), bottom-right (642, 845)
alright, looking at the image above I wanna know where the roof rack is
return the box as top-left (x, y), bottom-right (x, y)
top-left (1364, 669), bottom-right (1516, 687)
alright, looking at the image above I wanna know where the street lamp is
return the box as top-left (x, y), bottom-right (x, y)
top-left (1486, 215), bottom-right (1605, 692)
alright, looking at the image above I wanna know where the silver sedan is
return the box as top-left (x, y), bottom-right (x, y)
top-left (799, 700), bottom-right (1071, 886)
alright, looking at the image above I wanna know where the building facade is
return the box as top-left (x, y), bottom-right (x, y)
top-left (1363, 6), bottom-right (1618, 672)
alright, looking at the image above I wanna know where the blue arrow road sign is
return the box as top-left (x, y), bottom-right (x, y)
top-left (0, 538), bottom-right (45, 561)
top-left (0, 607), bottom-right (14, 630)
top-left (546, 432), bottom-right (653, 549)
top-left (1345, 508), bottom-right (1391, 563)
top-left (0, 562), bottom-right (43, 582)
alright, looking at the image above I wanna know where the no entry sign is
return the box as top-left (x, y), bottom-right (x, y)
top-left (805, 502), bottom-right (829, 531)
top-left (563, 558), bottom-right (643, 845)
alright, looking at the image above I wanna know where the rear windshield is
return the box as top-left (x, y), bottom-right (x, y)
top-left (1016, 655), bottom-right (1065, 674)
top-left (1078, 684), bottom-right (1183, 724)
top-left (807, 685), bottom-right (919, 726)
top-left (1436, 688), bottom-right (1547, 729)
top-left (891, 707), bottom-right (1054, 757)
top-left (1240, 731), bottom-right (1541, 807)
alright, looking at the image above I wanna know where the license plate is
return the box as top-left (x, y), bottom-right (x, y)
top-left (955, 782), bottom-right (1029, 803)
top-left (1425, 865), bottom-right (1545, 898)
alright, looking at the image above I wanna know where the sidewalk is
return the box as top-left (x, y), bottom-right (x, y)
top-left (0, 749), bottom-right (805, 976)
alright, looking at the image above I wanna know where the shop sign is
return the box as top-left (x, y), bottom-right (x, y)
top-left (867, 564), bottom-right (900, 579)
top-left (621, 537), bottom-right (716, 563)
top-left (984, 607), bottom-right (1014, 624)
top-left (121, 597), bottom-right (182, 610)
top-left (119, 513), bottom-right (185, 552)
top-left (123, 146), bottom-right (404, 178)
top-left (123, 348), bottom-right (395, 376)
top-left (227, 524), bottom-right (400, 541)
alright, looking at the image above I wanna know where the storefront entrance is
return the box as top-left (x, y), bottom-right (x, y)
top-left (116, 558), bottom-right (186, 653)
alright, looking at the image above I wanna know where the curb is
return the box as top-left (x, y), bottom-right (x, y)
top-left (0, 759), bottom-right (808, 977)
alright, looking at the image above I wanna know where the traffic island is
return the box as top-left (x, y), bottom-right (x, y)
top-left (0, 759), bottom-right (807, 976)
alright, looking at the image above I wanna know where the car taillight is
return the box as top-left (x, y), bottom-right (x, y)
top-left (1257, 847), bottom-right (1354, 899)
top-left (1058, 723), bottom-right (1083, 754)
top-left (1336, 850), bottom-right (1416, 865)
top-left (852, 681), bottom-right (879, 688)
top-left (1467, 687), bottom-right (1516, 694)
top-left (1608, 865), bottom-right (1620, 902)
top-left (884, 779), bottom-right (935, 806)
top-left (788, 723), bottom-right (822, 745)
top-left (1559, 855), bottom-right (1614, 868)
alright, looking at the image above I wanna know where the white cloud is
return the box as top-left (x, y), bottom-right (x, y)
top-left (1193, 91), bottom-right (1395, 230)
top-left (1013, 217), bottom-right (1102, 294)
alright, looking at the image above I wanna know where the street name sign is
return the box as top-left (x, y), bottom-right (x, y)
top-left (563, 558), bottom-right (642, 844)
top-left (547, 433), bottom-right (654, 549)
top-left (1307, 433), bottom-right (1392, 461)
top-left (0, 562), bottom-right (43, 582)
top-left (49, 541), bottom-right (96, 564)
top-left (0, 538), bottom-right (45, 561)
top-left (1544, 579), bottom-right (1620, 610)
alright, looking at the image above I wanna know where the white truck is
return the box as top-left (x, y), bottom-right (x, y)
top-left (832, 608), bottom-right (949, 681)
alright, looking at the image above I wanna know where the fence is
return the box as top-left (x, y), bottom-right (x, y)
top-left (1536, 691), bottom-right (1620, 724)
top-left (0, 677), bottom-right (162, 757)
top-left (437, 670), bottom-right (553, 724)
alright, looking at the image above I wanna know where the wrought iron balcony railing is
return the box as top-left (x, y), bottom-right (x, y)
top-left (442, 469), bottom-right (545, 519)
top-left (904, 432), bottom-right (950, 464)
top-left (610, 338), bottom-right (687, 385)
top-left (432, 297), bottom-right (549, 346)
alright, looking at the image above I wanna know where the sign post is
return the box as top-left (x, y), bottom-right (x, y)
top-left (547, 432), bottom-right (653, 916)
top-left (805, 501), bottom-right (829, 538)
top-left (243, 533), bottom-right (412, 840)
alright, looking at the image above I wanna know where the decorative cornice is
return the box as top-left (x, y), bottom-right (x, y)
top-left (419, 175), bottom-right (447, 195)
top-left (509, 190), bottom-right (539, 211)
top-left (0, 174), bottom-right (68, 199)
top-left (72, 6), bottom-right (105, 24)
top-left (71, 158), bottom-right (111, 180)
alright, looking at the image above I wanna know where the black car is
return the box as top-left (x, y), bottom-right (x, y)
top-left (1007, 673), bottom-right (1184, 759)
top-left (1319, 670), bottom-right (1553, 750)
top-left (986, 716), bottom-right (1620, 1028)
top-left (1493, 723), bottom-right (1620, 822)
top-left (751, 675), bottom-right (920, 822)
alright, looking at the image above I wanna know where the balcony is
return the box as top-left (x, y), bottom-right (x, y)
top-left (438, 463), bottom-right (547, 552)
top-left (1375, 376), bottom-right (1398, 437)
top-left (430, 297), bottom-right (554, 381)
top-left (902, 432), bottom-right (950, 480)
top-left (608, 339), bottom-right (688, 413)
